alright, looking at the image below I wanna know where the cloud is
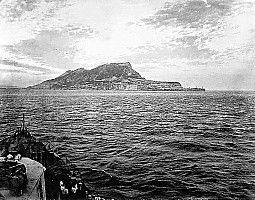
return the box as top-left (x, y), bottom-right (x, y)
top-left (138, 0), bottom-right (236, 65)
top-left (0, 69), bottom-right (24, 74)
top-left (0, 0), bottom-right (69, 21)
top-left (137, 0), bottom-right (255, 70)
top-left (141, 0), bottom-right (233, 28)
top-left (0, 59), bottom-right (53, 74)
top-left (0, 69), bottom-right (57, 87)
top-left (63, 24), bottom-right (96, 38)
top-left (5, 25), bottom-right (96, 71)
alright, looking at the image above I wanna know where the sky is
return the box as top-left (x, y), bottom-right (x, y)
top-left (0, 0), bottom-right (254, 90)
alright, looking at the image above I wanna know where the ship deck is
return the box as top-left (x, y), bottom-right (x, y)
top-left (1, 157), bottom-right (46, 200)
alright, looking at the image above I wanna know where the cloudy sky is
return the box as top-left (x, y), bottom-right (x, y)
top-left (0, 0), bottom-right (254, 90)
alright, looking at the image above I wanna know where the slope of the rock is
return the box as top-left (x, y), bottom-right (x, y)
top-left (28, 62), bottom-right (144, 89)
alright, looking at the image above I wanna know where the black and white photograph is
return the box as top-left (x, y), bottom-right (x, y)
top-left (0, 0), bottom-right (254, 199)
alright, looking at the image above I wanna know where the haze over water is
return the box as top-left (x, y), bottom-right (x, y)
top-left (0, 89), bottom-right (255, 199)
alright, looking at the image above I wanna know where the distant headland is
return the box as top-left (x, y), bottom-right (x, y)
top-left (0, 85), bottom-right (20, 89)
top-left (28, 62), bottom-right (205, 91)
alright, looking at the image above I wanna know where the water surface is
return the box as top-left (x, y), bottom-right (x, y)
top-left (0, 89), bottom-right (255, 199)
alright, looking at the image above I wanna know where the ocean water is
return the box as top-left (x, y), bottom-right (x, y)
top-left (0, 89), bottom-right (255, 200)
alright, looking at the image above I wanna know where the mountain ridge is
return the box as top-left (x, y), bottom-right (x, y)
top-left (28, 62), bottom-right (205, 91)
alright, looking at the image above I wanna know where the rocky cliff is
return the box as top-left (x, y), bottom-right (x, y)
top-left (29, 62), bottom-right (145, 90)
top-left (28, 62), bottom-right (203, 91)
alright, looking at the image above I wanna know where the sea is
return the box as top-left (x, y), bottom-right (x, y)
top-left (0, 89), bottom-right (255, 200)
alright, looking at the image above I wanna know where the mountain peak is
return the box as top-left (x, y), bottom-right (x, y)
top-left (91, 62), bottom-right (141, 80)
top-left (27, 62), bottom-right (203, 91)
top-left (28, 62), bottom-right (145, 89)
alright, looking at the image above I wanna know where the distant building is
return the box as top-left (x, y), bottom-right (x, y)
top-left (125, 84), bottom-right (138, 91)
